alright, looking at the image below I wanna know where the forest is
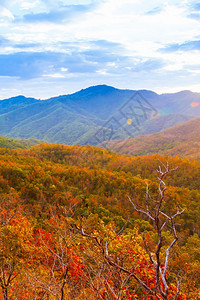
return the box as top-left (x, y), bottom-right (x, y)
top-left (0, 143), bottom-right (199, 299)
top-left (102, 117), bottom-right (200, 161)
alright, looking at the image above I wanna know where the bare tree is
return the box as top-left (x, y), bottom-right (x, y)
top-left (128, 162), bottom-right (184, 299)
top-left (75, 163), bottom-right (184, 300)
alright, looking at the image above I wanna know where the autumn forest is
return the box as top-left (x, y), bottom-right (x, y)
top-left (0, 142), bottom-right (199, 299)
top-left (1, 0), bottom-right (200, 298)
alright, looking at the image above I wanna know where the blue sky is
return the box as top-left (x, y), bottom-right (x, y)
top-left (0, 0), bottom-right (200, 99)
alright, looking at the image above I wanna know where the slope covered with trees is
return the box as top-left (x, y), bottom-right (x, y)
top-left (101, 117), bottom-right (200, 160)
top-left (0, 85), bottom-right (200, 145)
top-left (0, 143), bottom-right (199, 299)
top-left (0, 136), bottom-right (41, 149)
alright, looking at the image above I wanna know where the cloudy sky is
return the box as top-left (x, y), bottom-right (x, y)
top-left (0, 0), bottom-right (200, 99)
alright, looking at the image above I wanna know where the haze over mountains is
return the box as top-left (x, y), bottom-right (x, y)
top-left (0, 85), bottom-right (200, 145)
top-left (101, 117), bottom-right (200, 160)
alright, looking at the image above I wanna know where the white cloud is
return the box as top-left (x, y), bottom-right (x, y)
top-left (0, 0), bottom-right (200, 97)
top-left (44, 73), bottom-right (65, 78)
top-left (0, 7), bottom-right (14, 19)
top-left (70, 1), bottom-right (198, 44)
top-left (21, 1), bottom-right (40, 10)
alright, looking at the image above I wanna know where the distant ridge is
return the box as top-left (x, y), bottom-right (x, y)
top-left (101, 117), bottom-right (200, 160)
top-left (0, 85), bottom-right (199, 145)
top-left (0, 136), bottom-right (41, 149)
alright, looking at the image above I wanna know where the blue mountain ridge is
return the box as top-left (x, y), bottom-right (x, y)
top-left (0, 85), bottom-right (199, 145)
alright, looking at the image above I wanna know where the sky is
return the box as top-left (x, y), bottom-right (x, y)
top-left (0, 0), bottom-right (200, 99)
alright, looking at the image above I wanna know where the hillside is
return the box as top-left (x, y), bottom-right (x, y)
top-left (0, 85), bottom-right (200, 145)
top-left (0, 136), bottom-right (41, 149)
top-left (101, 117), bottom-right (200, 160)
top-left (0, 143), bottom-right (199, 298)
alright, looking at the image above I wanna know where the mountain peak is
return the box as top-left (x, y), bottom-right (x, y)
top-left (2, 95), bottom-right (38, 102)
top-left (77, 84), bottom-right (117, 94)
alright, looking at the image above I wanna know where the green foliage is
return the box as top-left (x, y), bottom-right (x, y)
top-left (0, 136), bottom-right (40, 149)
top-left (1, 86), bottom-right (200, 145)
top-left (0, 143), bottom-right (199, 298)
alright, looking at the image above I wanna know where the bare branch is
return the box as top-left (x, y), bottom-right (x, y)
top-left (129, 163), bottom-right (183, 299)
top-left (174, 279), bottom-right (180, 300)
top-left (107, 223), bottom-right (127, 247)
top-left (128, 196), bottom-right (154, 221)
top-left (77, 221), bottom-right (160, 298)
top-left (104, 242), bottom-right (157, 297)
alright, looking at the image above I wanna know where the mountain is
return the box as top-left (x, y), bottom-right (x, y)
top-left (100, 117), bottom-right (200, 160)
top-left (0, 85), bottom-right (200, 145)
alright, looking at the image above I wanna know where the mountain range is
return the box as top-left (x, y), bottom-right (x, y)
top-left (0, 85), bottom-right (200, 145)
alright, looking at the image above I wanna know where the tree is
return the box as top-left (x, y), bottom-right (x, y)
top-left (26, 203), bottom-right (85, 300)
top-left (76, 163), bottom-right (185, 299)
